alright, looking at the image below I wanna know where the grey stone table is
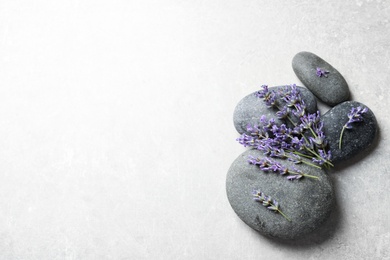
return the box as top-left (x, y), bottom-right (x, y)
top-left (0, 1), bottom-right (389, 259)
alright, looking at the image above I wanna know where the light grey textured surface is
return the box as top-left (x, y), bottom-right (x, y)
top-left (0, 1), bottom-right (389, 259)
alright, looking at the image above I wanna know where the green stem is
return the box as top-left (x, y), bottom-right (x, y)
top-left (286, 115), bottom-right (297, 127)
top-left (289, 170), bottom-right (319, 180)
top-left (292, 151), bottom-right (313, 159)
top-left (339, 126), bottom-right (346, 149)
top-left (326, 160), bottom-right (334, 168)
top-left (302, 160), bottom-right (322, 169)
top-left (295, 134), bottom-right (334, 169)
top-left (308, 126), bottom-right (318, 139)
top-left (284, 153), bottom-right (322, 169)
top-left (303, 146), bottom-right (321, 160)
top-left (277, 209), bottom-right (291, 222)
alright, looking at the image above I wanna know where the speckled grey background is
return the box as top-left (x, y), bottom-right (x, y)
top-left (0, 1), bottom-right (389, 259)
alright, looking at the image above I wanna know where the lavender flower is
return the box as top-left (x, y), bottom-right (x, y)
top-left (339, 106), bottom-right (368, 149)
top-left (255, 85), bottom-right (278, 108)
top-left (260, 115), bottom-right (276, 132)
top-left (300, 112), bottom-right (321, 130)
top-left (312, 149), bottom-right (332, 166)
top-left (279, 84), bottom-right (307, 120)
top-left (285, 86), bottom-right (304, 108)
top-left (292, 103), bottom-right (306, 118)
top-left (238, 84), bottom-right (333, 169)
top-left (316, 67), bottom-right (329, 77)
top-left (247, 123), bottom-right (269, 139)
top-left (309, 131), bottom-right (328, 148)
top-left (344, 106), bottom-right (368, 129)
top-left (252, 190), bottom-right (291, 221)
top-left (236, 133), bottom-right (256, 147)
top-left (248, 156), bottom-right (319, 180)
top-left (287, 152), bottom-right (303, 164)
top-left (276, 106), bottom-right (290, 119)
top-left (254, 85), bottom-right (269, 99)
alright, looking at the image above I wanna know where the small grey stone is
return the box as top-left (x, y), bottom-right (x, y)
top-left (322, 101), bottom-right (378, 164)
top-left (292, 51), bottom-right (350, 106)
top-left (233, 85), bottom-right (317, 134)
top-left (226, 149), bottom-right (335, 240)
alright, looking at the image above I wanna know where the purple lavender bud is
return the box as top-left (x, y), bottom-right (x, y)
top-left (339, 106), bottom-right (368, 149)
top-left (313, 111), bottom-right (321, 124)
top-left (344, 106), bottom-right (367, 129)
top-left (292, 103), bottom-right (306, 118)
top-left (259, 115), bottom-right (267, 124)
top-left (252, 190), bottom-right (291, 221)
top-left (312, 149), bottom-right (332, 166)
top-left (309, 132), bottom-right (328, 148)
top-left (254, 85), bottom-right (269, 98)
top-left (314, 121), bottom-right (324, 133)
top-left (300, 114), bottom-right (312, 129)
top-left (288, 153), bottom-right (302, 164)
top-left (255, 85), bottom-right (278, 108)
top-left (303, 138), bottom-right (314, 150)
top-left (291, 137), bottom-right (304, 150)
top-left (319, 149), bottom-right (332, 161)
top-left (275, 124), bottom-right (290, 140)
top-left (237, 134), bottom-right (256, 147)
top-left (280, 141), bottom-right (291, 150)
top-left (246, 124), bottom-right (255, 133)
top-left (265, 92), bottom-right (278, 108)
top-left (293, 125), bottom-right (304, 135)
top-left (248, 155), bottom-right (260, 165)
top-left (276, 106), bottom-right (290, 119)
top-left (316, 67), bottom-right (329, 77)
top-left (312, 157), bottom-right (325, 166)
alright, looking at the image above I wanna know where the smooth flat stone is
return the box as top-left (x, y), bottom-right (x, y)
top-left (292, 51), bottom-right (350, 106)
top-left (226, 149), bottom-right (335, 240)
top-left (233, 85), bottom-right (317, 134)
top-left (322, 101), bottom-right (378, 164)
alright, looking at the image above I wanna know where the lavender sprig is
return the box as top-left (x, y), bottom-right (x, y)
top-left (316, 67), bottom-right (329, 78)
top-left (252, 190), bottom-right (291, 221)
top-left (339, 106), bottom-right (368, 149)
top-left (248, 156), bottom-right (319, 180)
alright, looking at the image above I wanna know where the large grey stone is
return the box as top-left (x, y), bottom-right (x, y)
top-left (226, 149), bottom-right (335, 240)
top-left (292, 51), bottom-right (350, 106)
top-left (322, 101), bottom-right (378, 164)
top-left (233, 85), bottom-right (317, 134)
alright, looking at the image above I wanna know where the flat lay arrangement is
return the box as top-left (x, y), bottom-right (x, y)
top-left (226, 51), bottom-right (378, 240)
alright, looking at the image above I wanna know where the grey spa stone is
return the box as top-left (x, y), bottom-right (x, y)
top-left (322, 101), bottom-right (378, 164)
top-left (226, 149), bottom-right (335, 240)
top-left (292, 51), bottom-right (350, 106)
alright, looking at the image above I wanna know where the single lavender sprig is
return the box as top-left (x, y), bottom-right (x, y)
top-left (248, 156), bottom-right (319, 180)
top-left (316, 67), bottom-right (329, 77)
top-left (252, 190), bottom-right (291, 221)
top-left (339, 106), bottom-right (368, 149)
